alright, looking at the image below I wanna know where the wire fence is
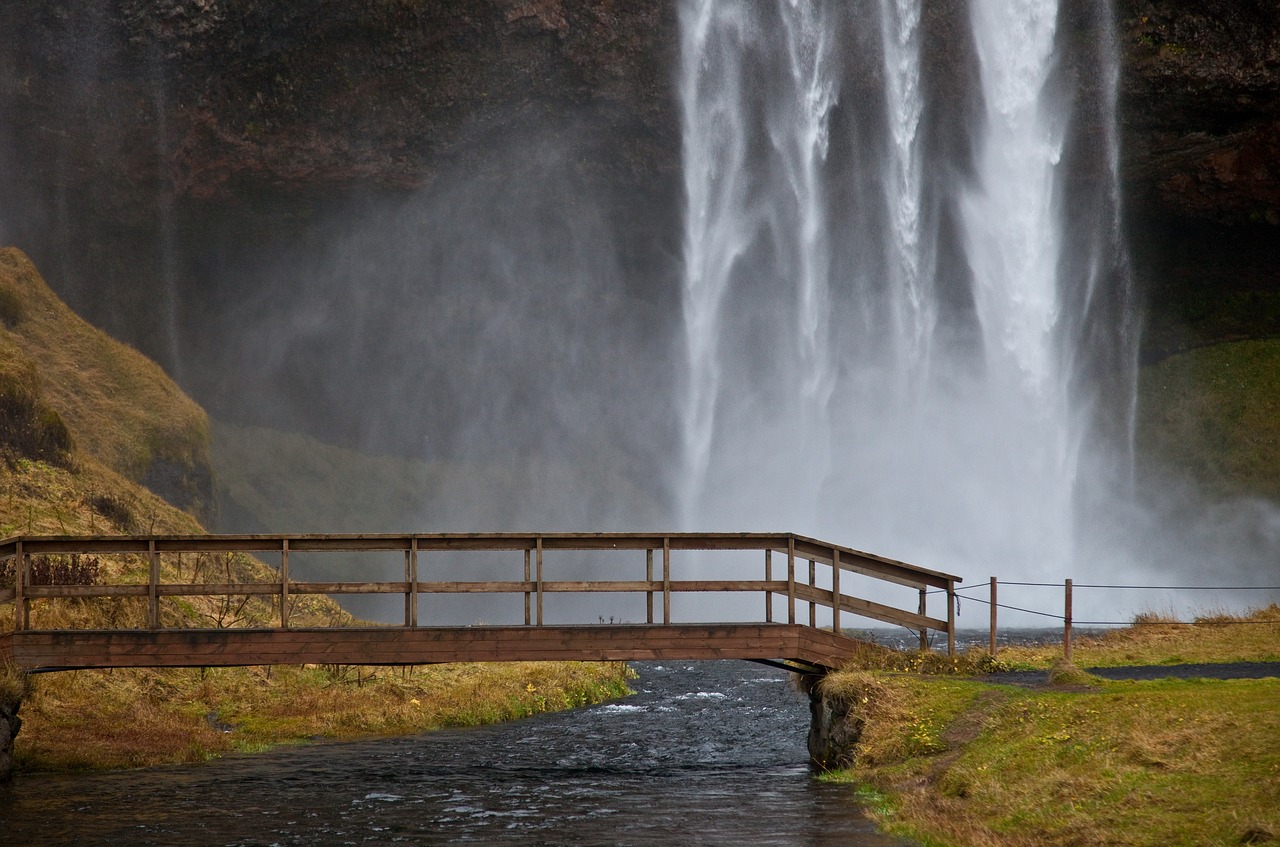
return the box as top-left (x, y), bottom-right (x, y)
top-left (929, 581), bottom-right (1280, 626)
top-left (915, 577), bottom-right (1280, 660)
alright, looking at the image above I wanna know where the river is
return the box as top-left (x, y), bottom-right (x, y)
top-left (0, 661), bottom-right (910, 846)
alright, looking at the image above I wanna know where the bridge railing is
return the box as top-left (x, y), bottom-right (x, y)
top-left (0, 533), bottom-right (961, 652)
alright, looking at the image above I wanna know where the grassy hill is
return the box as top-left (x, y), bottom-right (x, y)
top-left (0, 248), bottom-right (629, 773)
top-left (0, 248), bottom-right (213, 524)
top-left (1135, 338), bottom-right (1280, 502)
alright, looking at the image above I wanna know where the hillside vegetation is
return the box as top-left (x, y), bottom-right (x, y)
top-left (0, 248), bottom-right (629, 772)
top-left (1136, 338), bottom-right (1280, 502)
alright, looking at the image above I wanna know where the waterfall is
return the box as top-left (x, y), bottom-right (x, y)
top-left (678, 0), bottom-right (1133, 587)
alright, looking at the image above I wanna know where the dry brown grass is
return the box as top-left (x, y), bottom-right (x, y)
top-left (993, 604), bottom-right (1280, 669)
top-left (17, 661), bottom-right (632, 771)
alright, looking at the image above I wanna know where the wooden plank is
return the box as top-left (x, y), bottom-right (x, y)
top-left (3, 623), bottom-right (879, 671)
top-left (148, 539), bottom-right (159, 630)
top-left (790, 584), bottom-right (947, 631)
top-left (27, 585), bottom-right (150, 598)
top-left (269, 582), bottom-right (412, 595)
top-left (0, 587), bottom-right (14, 604)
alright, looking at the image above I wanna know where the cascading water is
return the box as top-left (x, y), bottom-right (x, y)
top-left (679, 0), bottom-right (1135, 602)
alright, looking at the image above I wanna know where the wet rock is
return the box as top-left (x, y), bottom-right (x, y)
top-left (0, 702), bottom-right (22, 782)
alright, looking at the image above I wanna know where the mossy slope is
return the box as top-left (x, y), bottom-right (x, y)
top-left (0, 248), bottom-right (213, 521)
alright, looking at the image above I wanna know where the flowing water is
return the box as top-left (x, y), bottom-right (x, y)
top-left (0, 663), bottom-right (909, 847)
top-left (678, 0), bottom-right (1137, 613)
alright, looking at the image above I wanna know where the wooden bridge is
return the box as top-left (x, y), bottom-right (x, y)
top-left (0, 533), bottom-right (961, 674)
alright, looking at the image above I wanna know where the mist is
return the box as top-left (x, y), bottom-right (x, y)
top-left (1, 1), bottom-right (1277, 630)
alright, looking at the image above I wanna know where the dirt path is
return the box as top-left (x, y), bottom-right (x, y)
top-left (984, 661), bottom-right (1280, 686)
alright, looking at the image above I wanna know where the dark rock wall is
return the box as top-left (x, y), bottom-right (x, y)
top-left (0, 0), bottom-right (681, 375)
top-left (1115, 1), bottom-right (1280, 354)
top-left (0, 702), bottom-right (21, 781)
top-left (1, 0), bottom-right (1276, 384)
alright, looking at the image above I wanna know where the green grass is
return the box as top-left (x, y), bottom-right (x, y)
top-left (1135, 339), bottom-right (1280, 502)
top-left (824, 609), bottom-right (1280, 846)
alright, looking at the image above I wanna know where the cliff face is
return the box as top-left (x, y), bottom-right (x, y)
top-left (0, 1), bottom-right (1275, 367)
top-left (1114, 1), bottom-right (1280, 353)
top-left (0, 0), bottom-right (681, 374)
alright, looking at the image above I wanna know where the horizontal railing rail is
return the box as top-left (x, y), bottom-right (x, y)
top-left (0, 532), bottom-right (962, 653)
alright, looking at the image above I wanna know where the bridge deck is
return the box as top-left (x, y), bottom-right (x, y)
top-left (0, 532), bottom-right (961, 672)
top-left (0, 624), bottom-right (866, 673)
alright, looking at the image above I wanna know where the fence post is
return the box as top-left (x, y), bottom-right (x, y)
top-left (645, 549), bottom-right (654, 624)
top-left (14, 539), bottom-right (25, 632)
top-left (407, 538), bottom-right (419, 629)
top-left (918, 588), bottom-right (927, 651)
top-left (946, 580), bottom-right (957, 656)
top-left (281, 538), bottom-right (290, 629)
top-left (989, 576), bottom-right (998, 656)
top-left (524, 548), bottom-right (532, 626)
top-left (831, 548), bottom-right (841, 633)
top-left (148, 538), bottom-right (160, 629)
top-left (786, 537), bottom-right (796, 625)
top-left (1064, 578), bottom-right (1073, 662)
top-left (808, 559), bottom-right (816, 628)
top-left (536, 536), bottom-right (544, 626)
top-left (662, 537), bottom-right (671, 624)
top-left (764, 549), bottom-right (773, 623)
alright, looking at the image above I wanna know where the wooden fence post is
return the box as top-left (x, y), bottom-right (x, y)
top-left (407, 538), bottom-right (419, 628)
top-left (1064, 578), bottom-right (1073, 662)
top-left (764, 548), bottom-right (773, 624)
top-left (148, 538), bottom-right (160, 629)
top-left (524, 548), bottom-right (532, 626)
top-left (989, 576), bottom-right (998, 656)
top-left (14, 539), bottom-right (25, 632)
top-left (646, 548), bottom-right (654, 624)
top-left (946, 580), bottom-right (956, 656)
top-left (662, 537), bottom-right (671, 625)
top-left (808, 559), bottom-right (816, 628)
top-left (536, 536), bottom-right (544, 626)
top-left (281, 538), bottom-right (290, 629)
top-left (786, 537), bottom-right (796, 625)
top-left (831, 548), bottom-right (841, 633)
top-left (918, 587), bottom-right (928, 651)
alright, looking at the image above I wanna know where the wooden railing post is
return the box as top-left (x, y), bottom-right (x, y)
top-left (764, 548), bottom-right (773, 624)
top-left (14, 539), bottom-right (25, 632)
top-left (148, 538), bottom-right (160, 629)
top-left (535, 536), bottom-right (544, 626)
top-left (524, 548), bottom-right (532, 626)
top-left (946, 579), bottom-right (956, 656)
top-left (989, 576), bottom-right (997, 656)
top-left (831, 548), bottom-right (841, 633)
top-left (646, 548), bottom-right (654, 624)
top-left (786, 537), bottom-right (796, 625)
top-left (406, 538), bottom-right (419, 628)
top-left (808, 559), bottom-right (816, 627)
top-left (1064, 578), bottom-right (1073, 662)
top-left (281, 538), bottom-right (290, 629)
top-left (918, 587), bottom-right (928, 651)
top-left (662, 537), bottom-right (671, 624)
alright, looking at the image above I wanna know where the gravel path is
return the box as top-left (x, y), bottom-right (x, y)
top-left (983, 662), bottom-right (1280, 687)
